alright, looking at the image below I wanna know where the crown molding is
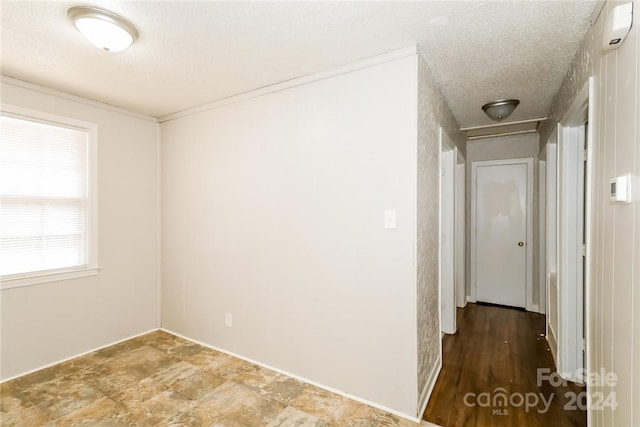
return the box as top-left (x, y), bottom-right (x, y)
top-left (1, 76), bottom-right (158, 123)
top-left (158, 46), bottom-right (418, 123)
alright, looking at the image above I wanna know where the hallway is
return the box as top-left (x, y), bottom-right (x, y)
top-left (423, 303), bottom-right (586, 427)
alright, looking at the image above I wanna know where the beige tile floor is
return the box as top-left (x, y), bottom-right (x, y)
top-left (1, 330), bottom-right (427, 426)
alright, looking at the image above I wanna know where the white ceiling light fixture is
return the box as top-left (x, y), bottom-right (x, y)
top-left (482, 99), bottom-right (520, 121)
top-left (68, 6), bottom-right (138, 52)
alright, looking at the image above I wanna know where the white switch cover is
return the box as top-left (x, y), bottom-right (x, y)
top-left (384, 210), bottom-right (396, 229)
top-left (225, 313), bottom-right (233, 327)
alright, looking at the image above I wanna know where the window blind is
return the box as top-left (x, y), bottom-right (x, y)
top-left (0, 114), bottom-right (90, 277)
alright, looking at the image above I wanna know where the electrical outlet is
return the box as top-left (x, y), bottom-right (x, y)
top-left (225, 313), bottom-right (232, 327)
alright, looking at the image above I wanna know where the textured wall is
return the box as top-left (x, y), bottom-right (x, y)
top-left (542, 1), bottom-right (640, 425)
top-left (416, 49), bottom-right (465, 407)
top-left (538, 15), bottom-right (593, 147)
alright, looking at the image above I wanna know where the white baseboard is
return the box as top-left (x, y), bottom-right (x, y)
top-left (418, 354), bottom-right (442, 420)
top-left (161, 328), bottom-right (421, 423)
top-left (0, 328), bottom-right (159, 383)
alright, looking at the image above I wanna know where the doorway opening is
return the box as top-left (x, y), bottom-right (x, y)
top-left (439, 128), bottom-right (463, 335)
top-left (470, 157), bottom-right (534, 310)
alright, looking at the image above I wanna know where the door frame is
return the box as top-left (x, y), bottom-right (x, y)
top-left (470, 157), bottom-right (534, 311)
top-left (439, 128), bottom-right (457, 334)
top-left (455, 151), bottom-right (466, 308)
top-left (545, 140), bottom-right (559, 361)
top-left (556, 77), bottom-right (593, 382)
top-left (538, 160), bottom-right (547, 315)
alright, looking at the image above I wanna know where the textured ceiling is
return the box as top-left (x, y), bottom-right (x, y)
top-left (1, 1), bottom-right (595, 126)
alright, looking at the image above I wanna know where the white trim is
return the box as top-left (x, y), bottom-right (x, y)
top-left (2, 49), bottom-right (419, 125)
top-left (89, 114), bottom-right (99, 282)
top-left (466, 129), bottom-right (538, 141)
top-left (156, 124), bottom-right (162, 329)
top-left (0, 328), bottom-right (157, 383)
top-left (538, 160), bottom-right (547, 315)
top-left (161, 328), bottom-right (422, 423)
top-left (418, 355), bottom-right (442, 420)
top-left (1, 103), bottom-right (97, 132)
top-left (583, 76), bottom-right (595, 408)
top-left (0, 76), bottom-right (157, 123)
top-left (525, 158), bottom-right (535, 313)
top-left (439, 128), bottom-right (456, 334)
top-left (470, 160), bottom-right (477, 304)
top-left (158, 46), bottom-right (418, 123)
top-left (460, 117), bottom-right (547, 131)
top-left (556, 77), bottom-right (592, 382)
top-left (545, 141), bottom-right (558, 357)
top-left (471, 158), bottom-right (535, 311)
top-left (0, 104), bottom-right (100, 289)
top-left (455, 159), bottom-right (466, 308)
top-left (0, 267), bottom-right (100, 289)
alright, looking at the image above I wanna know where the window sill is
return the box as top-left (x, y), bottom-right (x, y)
top-left (0, 267), bottom-right (100, 290)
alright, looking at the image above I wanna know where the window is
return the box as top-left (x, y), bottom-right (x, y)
top-left (0, 106), bottom-right (98, 288)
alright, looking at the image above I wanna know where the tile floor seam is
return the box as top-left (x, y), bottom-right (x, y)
top-left (15, 389), bottom-right (40, 417)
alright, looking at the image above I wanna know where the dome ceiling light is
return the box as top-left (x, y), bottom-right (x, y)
top-left (482, 99), bottom-right (520, 121)
top-left (68, 6), bottom-right (138, 52)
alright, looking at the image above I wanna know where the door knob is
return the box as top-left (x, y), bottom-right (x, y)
top-left (518, 241), bottom-right (524, 247)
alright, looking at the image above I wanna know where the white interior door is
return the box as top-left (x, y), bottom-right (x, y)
top-left (472, 158), bottom-right (532, 308)
top-left (440, 133), bottom-right (456, 334)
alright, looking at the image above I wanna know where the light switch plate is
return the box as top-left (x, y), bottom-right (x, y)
top-left (384, 210), bottom-right (396, 229)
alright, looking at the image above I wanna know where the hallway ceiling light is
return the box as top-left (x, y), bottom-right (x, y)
top-left (68, 6), bottom-right (138, 52)
top-left (482, 99), bottom-right (520, 121)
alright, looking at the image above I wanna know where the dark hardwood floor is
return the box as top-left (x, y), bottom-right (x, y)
top-left (423, 303), bottom-right (586, 427)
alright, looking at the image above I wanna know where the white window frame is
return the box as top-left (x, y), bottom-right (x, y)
top-left (0, 104), bottom-right (99, 289)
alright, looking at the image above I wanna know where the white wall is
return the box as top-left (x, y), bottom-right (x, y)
top-left (465, 133), bottom-right (540, 306)
top-left (540, 0), bottom-right (640, 424)
top-left (0, 79), bottom-right (160, 380)
top-left (161, 53), bottom-right (421, 416)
